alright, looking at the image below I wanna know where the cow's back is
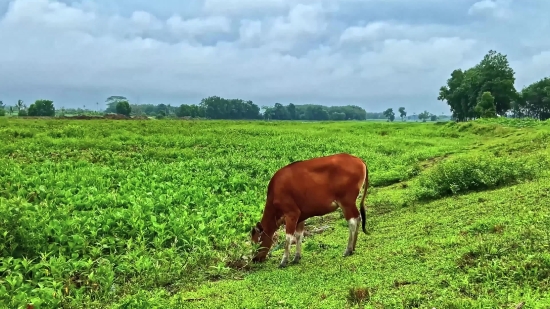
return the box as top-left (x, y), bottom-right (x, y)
top-left (268, 153), bottom-right (366, 218)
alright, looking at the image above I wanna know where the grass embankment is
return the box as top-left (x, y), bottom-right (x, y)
top-left (0, 118), bottom-right (549, 308)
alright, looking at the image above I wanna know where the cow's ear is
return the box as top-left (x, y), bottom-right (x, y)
top-left (250, 222), bottom-right (262, 235)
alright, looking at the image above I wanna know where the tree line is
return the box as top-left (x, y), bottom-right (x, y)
top-left (16, 48), bottom-right (550, 122)
top-left (380, 107), bottom-right (448, 122)
top-left (0, 95), bottom-right (446, 121)
top-left (103, 98), bottom-right (446, 122)
top-left (1, 96), bottom-right (373, 120)
top-left (0, 99), bottom-right (55, 117)
top-left (102, 95), bottom-right (371, 121)
top-left (438, 49), bottom-right (550, 121)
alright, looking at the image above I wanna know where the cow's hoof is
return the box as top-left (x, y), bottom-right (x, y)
top-left (279, 259), bottom-right (288, 268)
top-left (343, 250), bottom-right (354, 257)
top-left (291, 254), bottom-right (302, 264)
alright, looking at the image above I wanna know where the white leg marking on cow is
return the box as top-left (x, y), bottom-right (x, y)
top-left (292, 229), bottom-right (304, 263)
top-left (351, 215), bottom-right (361, 252)
top-left (352, 215), bottom-right (360, 251)
top-left (348, 217), bottom-right (358, 249)
top-left (344, 217), bottom-right (358, 256)
top-left (279, 233), bottom-right (293, 267)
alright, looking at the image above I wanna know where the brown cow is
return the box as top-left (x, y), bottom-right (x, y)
top-left (250, 153), bottom-right (369, 268)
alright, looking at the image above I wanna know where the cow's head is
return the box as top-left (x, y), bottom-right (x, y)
top-left (250, 222), bottom-right (269, 262)
top-left (250, 222), bottom-right (263, 244)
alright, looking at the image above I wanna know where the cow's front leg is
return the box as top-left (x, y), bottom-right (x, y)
top-left (279, 212), bottom-right (299, 268)
top-left (292, 221), bottom-right (305, 264)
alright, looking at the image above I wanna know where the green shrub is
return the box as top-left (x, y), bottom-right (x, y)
top-left (413, 153), bottom-right (547, 200)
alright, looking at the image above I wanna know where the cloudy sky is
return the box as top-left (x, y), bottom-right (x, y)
top-left (0, 0), bottom-right (549, 114)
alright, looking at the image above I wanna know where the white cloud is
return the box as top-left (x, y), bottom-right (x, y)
top-left (513, 51), bottom-right (550, 88)
top-left (261, 3), bottom-right (329, 52)
top-left (468, 0), bottom-right (511, 19)
top-left (131, 11), bottom-right (163, 30)
top-left (166, 15), bottom-right (231, 38)
top-left (3, 0), bottom-right (96, 31)
top-left (0, 0), bottom-right (549, 113)
top-left (238, 19), bottom-right (263, 46)
top-left (339, 21), bottom-right (461, 45)
top-left (203, 0), bottom-right (289, 15)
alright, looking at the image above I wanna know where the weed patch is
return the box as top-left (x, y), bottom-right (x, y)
top-left (413, 153), bottom-right (547, 200)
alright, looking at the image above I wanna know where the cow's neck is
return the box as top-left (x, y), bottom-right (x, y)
top-left (260, 207), bottom-right (278, 237)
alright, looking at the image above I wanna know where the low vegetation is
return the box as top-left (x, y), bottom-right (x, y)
top-left (1, 117), bottom-right (549, 308)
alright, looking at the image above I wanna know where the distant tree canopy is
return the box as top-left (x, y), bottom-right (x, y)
top-left (438, 49), bottom-right (550, 121)
top-left (7, 94), bottom-right (446, 121)
top-left (398, 107), bottom-right (407, 121)
top-left (383, 108), bottom-right (395, 122)
top-left (512, 77), bottom-right (550, 120)
top-left (104, 96), bottom-right (128, 113)
top-left (197, 96), bottom-right (261, 119)
top-left (263, 103), bottom-right (367, 121)
top-left (116, 101), bottom-right (131, 116)
top-left (28, 99), bottom-right (55, 117)
top-left (172, 96), bottom-right (368, 121)
top-left (99, 94), bottom-right (371, 120)
top-left (418, 111), bottom-right (431, 122)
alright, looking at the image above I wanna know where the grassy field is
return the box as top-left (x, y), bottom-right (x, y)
top-left (1, 117), bottom-right (550, 308)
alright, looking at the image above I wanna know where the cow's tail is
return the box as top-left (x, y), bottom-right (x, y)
top-left (359, 162), bottom-right (369, 234)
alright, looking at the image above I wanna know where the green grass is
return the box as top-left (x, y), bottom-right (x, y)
top-left (175, 179), bottom-right (550, 308)
top-left (1, 117), bottom-right (549, 308)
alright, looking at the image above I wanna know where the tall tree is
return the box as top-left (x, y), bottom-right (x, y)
top-left (271, 103), bottom-right (290, 120)
top-left (398, 107), bottom-right (406, 121)
top-left (287, 103), bottom-right (297, 120)
top-left (105, 96), bottom-right (128, 113)
top-left (475, 50), bottom-right (516, 116)
top-left (438, 69), bottom-right (468, 121)
top-left (383, 108), bottom-right (395, 122)
top-left (438, 50), bottom-right (517, 121)
top-left (418, 111), bottom-right (430, 122)
top-left (116, 101), bottom-right (131, 116)
top-left (27, 100), bottom-right (55, 116)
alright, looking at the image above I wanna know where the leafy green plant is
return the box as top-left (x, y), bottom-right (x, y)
top-left (413, 153), bottom-right (547, 200)
top-left (1, 117), bottom-right (549, 307)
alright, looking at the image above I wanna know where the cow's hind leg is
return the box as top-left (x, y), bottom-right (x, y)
top-left (292, 221), bottom-right (305, 264)
top-left (340, 198), bottom-right (361, 257)
top-left (279, 210), bottom-right (300, 268)
top-left (351, 215), bottom-right (360, 252)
